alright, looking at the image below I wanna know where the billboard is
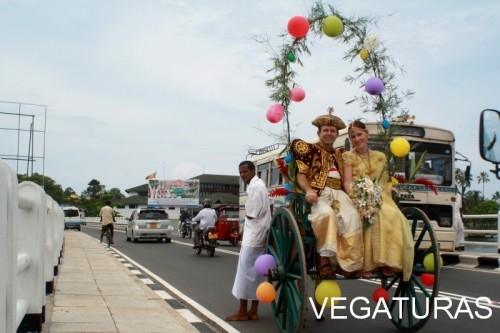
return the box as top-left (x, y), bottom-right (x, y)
top-left (147, 179), bottom-right (200, 208)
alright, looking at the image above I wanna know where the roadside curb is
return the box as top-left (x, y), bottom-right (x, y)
top-left (441, 253), bottom-right (500, 270)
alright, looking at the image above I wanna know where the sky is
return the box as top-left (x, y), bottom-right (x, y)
top-left (0, 0), bottom-right (499, 198)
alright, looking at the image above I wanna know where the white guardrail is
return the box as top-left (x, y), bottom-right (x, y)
top-left (463, 212), bottom-right (500, 252)
top-left (1, 160), bottom-right (64, 333)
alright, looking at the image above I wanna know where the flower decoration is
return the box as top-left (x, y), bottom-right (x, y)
top-left (363, 34), bottom-right (379, 51)
top-left (350, 178), bottom-right (382, 230)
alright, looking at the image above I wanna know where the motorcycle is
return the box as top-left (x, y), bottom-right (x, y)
top-left (179, 218), bottom-right (193, 238)
top-left (193, 225), bottom-right (219, 257)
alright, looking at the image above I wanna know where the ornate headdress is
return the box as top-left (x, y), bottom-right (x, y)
top-left (348, 119), bottom-right (367, 133)
top-left (311, 107), bottom-right (346, 129)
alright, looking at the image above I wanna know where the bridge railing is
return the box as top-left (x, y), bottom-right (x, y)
top-left (0, 160), bottom-right (64, 333)
top-left (463, 212), bottom-right (500, 253)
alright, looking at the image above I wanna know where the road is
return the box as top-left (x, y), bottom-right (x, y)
top-left (81, 225), bottom-right (500, 333)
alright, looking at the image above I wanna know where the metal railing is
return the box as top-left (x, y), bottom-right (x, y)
top-left (462, 212), bottom-right (500, 253)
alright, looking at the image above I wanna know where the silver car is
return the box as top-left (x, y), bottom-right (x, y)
top-left (125, 208), bottom-right (173, 243)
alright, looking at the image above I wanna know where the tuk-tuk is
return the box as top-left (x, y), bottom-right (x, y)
top-left (213, 204), bottom-right (241, 246)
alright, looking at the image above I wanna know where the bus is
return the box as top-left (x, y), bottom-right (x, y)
top-left (240, 121), bottom-right (460, 251)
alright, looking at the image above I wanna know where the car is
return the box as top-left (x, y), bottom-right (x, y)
top-left (125, 208), bottom-right (173, 243)
top-left (63, 206), bottom-right (84, 231)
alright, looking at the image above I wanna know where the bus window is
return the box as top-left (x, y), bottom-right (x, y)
top-left (270, 159), bottom-right (282, 187)
top-left (258, 162), bottom-right (270, 187)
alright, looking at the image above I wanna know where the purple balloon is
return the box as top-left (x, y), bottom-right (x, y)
top-left (365, 77), bottom-right (384, 95)
top-left (254, 254), bottom-right (277, 275)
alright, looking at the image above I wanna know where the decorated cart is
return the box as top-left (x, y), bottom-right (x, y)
top-left (250, 2), bottom-right (442, 332)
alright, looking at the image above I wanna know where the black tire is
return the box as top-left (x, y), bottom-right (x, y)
top-left (382, 207), bottom-right (440, 333)
top-left (194, 247), bottom-right (202, 255)
top-left (208, 246), bottom-right (215, 257)
top-left (166, 238), bottom-right (172, 243)
top-left (126, 229), bottom-right (131, 242)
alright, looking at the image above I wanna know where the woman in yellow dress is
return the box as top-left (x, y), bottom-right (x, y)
top-left (342, 120), bottom-right (414, 281)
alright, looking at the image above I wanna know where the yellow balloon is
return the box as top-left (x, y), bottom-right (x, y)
top-left (256, 281), bottom-right (276, 303)
top-left (390, 137), bottom-right (410, 157)
top-left (322, 16), bottom-right (343, 37)
top-left (314, 280), bottom-right (341, 308)
top-left (423, 253), bottom-right (443, 272)
top-left (359, 49), bottom-right (369, 62)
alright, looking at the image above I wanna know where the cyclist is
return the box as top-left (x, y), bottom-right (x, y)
top-left (99, 201), bottom-right (115, 244)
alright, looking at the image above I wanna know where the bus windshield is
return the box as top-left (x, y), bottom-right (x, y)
top-left (368, 141), bottom-right (453, 186)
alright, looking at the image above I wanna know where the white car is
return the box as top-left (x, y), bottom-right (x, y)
top-left (125, 208), bottom-right (173, 243)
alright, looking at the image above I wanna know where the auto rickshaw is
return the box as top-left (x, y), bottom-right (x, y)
top-left (213, 204), bottom-right (241, 246)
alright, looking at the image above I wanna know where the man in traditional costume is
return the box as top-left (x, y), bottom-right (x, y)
top-left (291, 107), bottom-right (363, 278)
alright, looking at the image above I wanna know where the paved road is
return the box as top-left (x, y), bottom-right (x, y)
top-left (81, 225), bottom-right (500, 333)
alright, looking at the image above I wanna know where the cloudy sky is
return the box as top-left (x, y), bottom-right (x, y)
top-left (1, 0), bottom-right (498, 198)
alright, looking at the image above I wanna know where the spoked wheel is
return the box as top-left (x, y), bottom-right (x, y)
top-left (267, 207), bottom-right (307, 333)
top-left (382, 207), bottom-right (440, 333)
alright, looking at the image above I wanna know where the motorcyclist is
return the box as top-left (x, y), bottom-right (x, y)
top-left (192, 200), bottom-right (217, 248)
top-left (179, 208), bottom-right (191, 234)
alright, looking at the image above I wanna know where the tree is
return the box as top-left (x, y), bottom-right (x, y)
top-left (476, 171), bottom-right (490, 199)
top-left (455, 168), bottom-right (472, 195)
top-left (492, 191), bottom-right (500, 204)
top-left (81, 179), bottom-right (105, 199)
top-left (107, 187), bottom-right (125, 201)
top-left (17, 173), bottom-right (64, 203)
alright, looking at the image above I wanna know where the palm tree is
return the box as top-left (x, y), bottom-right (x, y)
top-left (455, 168), bottom-right (471, 195)
top-left (476, 171), bottom-right (490, 199)
top-left (492, 191), bottom-right (500, 204)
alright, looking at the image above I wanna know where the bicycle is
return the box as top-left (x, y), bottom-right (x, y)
top-left (101, 224), bottom-right (113, 248)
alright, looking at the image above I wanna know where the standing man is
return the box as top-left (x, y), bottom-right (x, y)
top-left (225, 160), bottom-right (272, 321)
top-left (291, 107), bottom-right (363, 278)
top-left (99, 201), bottom-right (115, 244)
top-left (453, 191), bottom-right (465, 251)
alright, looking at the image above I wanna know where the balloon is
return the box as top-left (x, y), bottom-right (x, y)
top-left (254, 254), bottom-right (277, 275)
top-left (256, 281), bottom-right (276, 303)
top-left (365, 77), bottom-right (384, 95)
top-left (266, 104), bottom-right (284, 123)
top-left (381, 119), bottom-right (390, 129)
top-left (284, 152), bottom-right (293, 163)
top-left (421, 273), bottom-right (435, 286)
top-left (287, 52), bottom-right (296, 62)
top-left (423, 253), bottom-right (443, 272)
top-left (314, 280), bottom-right (341, 308)
top-left (390, 137), bottom-right (410, 157)
top-left (372, 287), bottom-right (389, 302)
top-left (290, 87), bottom-right (306, 102)
top-left (283, 183), bottom-right (293, 191)
top-left (287, 16), bottom-right (310, 38)
top-left (322, 16), bottom-right (343, 37)
top-left (359, 49), bottom-right (369, 62)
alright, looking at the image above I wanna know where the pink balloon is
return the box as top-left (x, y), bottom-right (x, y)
top-left (287, 16), bottom-right (310, 38)
top-left (266, 104), bottom-right (284, 123)
top-left (290, 87), bottom-right (306, 102)
top-left (365, 77), bottom-right (385, 95)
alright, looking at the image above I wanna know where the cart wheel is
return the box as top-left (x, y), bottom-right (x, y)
top-left (267, 207), bottom-right (307, 333)
top-left (382, 207), bottom-right (440, 333)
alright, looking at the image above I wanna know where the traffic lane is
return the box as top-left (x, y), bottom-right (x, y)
top-left (439, 266), bottom-right (500, 301)
top-left (81, 226), bottom-right (500, 333)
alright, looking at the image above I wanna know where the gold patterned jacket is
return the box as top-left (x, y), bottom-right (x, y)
top-left (291, 139), bottom-right (345, 195)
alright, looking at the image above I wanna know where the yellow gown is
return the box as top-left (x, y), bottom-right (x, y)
top-left (342, 150), bottom-right (414, 281)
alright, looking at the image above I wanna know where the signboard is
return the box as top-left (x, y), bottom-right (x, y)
top-left (147, 179), bottom-right (200, 208)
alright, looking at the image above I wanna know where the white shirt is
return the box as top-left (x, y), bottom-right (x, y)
top-left (193, 208), bottom-right (217, 229)
top-left (242, 176), bottom-right (272, 247)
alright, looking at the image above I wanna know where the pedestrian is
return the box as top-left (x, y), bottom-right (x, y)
top-left (99, 201), bottom-right (115, 244)
top-left (225, 160), bottom-right (272, 321)
top-left (453, 191), bottom-right (465, 251)
top-left (291, 107), bottom-right (364, 278)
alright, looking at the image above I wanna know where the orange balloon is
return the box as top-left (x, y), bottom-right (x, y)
top-left (256, 281), bottom-right (276, 303)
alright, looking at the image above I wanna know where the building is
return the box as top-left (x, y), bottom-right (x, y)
top-left (117, 174), bottom-right (239, 219)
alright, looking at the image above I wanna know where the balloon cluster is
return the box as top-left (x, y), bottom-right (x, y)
top-left (254, 254), bottom-right (277, 303)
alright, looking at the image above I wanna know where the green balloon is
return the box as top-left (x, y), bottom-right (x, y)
top-left (287, 52), bottom-right (296, 62)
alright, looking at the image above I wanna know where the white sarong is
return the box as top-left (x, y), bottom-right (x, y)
top-left (231, 246), bottom-right (266, 300)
